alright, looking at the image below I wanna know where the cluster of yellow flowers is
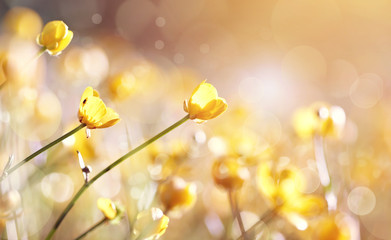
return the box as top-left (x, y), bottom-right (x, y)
top-left (1, 5), bottom-right (381, 240)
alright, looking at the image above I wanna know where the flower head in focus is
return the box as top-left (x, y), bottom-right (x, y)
top-left (78, 87), bottom-right (120, 129)
top-left (184, 80), bottom-right (227, 123)
top-left (212, 157), bottom-right (250, 191)
top-left (133, 208), bottom-right (169, 240)
top-left (158, 176), bottom-right (197, 213)
top-left (36, 20), bottom-right (73, 55)
top-left (97, 198), bottom-right (117, 220)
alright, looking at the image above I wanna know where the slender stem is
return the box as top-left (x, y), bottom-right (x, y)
top-left (4, 123), bottom-right (86, 179)
top-left (228, 190), bottom-right (246, 240)
top-left (313, 135), bottom-right (336, 210)
top-left (45, 115), bottom-right (190, 240)
top-left (74, 217), bottom-right (107, 240)
top-left (236, 207), bottom-right (277, 240)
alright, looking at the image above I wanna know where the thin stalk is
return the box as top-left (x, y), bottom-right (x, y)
top-left (45, 115), bottom-right (190, 240)
top-left (313, 135), bottom-right (336, 210)
top-left (74, 217), bottom-right (107, 240)
top-left (228, 190), bottom-right (246, 240)
top-left (4, 123), bottom-right (86, 179)
top-left (236, 207), bottom-right (277, 240)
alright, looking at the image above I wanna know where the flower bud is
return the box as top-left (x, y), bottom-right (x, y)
top-left (212, 157), bottom-right (250, 191)
top-left (159, 176), bottom-right (197, 212)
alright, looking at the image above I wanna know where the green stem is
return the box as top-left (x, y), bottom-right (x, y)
top-left (236, 207), bottom-right (277, 240)
top-left (45, 115), bottom-right (190, 240)
top-left (4, 123), bottom-right (86, 178)
top-left (228, 190), bottom-right (246, 240)
top-left (74, 217), bottom-right (107, 240)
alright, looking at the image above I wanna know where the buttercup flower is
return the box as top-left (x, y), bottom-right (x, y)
top-left (293, 102), bottom-right (346, 139)
top-left (212, 157), bottom-right (250, 191)
top-left (257, 161), bottom-right (326, 228)
top-left (97, 198), bottom-right (117, 220)
top-left (159, 176), bottom-right (197, 212)
top-left (133, 208), bottom-right (169, 240)
top-left (36, 20), bottom-right (73, 55)
top-left (184, 80), bottom-right (227, 122)
top-left (3, 7), bottom-right (42, 39)
top-left (78, 87), bottom-right (120, 129)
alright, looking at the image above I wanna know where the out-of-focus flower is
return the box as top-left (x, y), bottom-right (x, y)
top-left (312, 214), bottom-right (351, 240)
top-left (212, 157), bottom-right (250, 191)
top-left (3, 7), bottom-right (43, 39)
top-left (109, 71), bottom-right (137, 100)
top-left (184, 81), bottom-right (227, 123)
top-left (36, 20), bottom-right (73, 55)
top-left (0, 52), bottom-right (8, 86)
top-left (97, 198), bottom-right (117, 220)
top-left (293, 102), bottom-right (346, 139)
top-left (159, 176), bottom-right (197, 212)
top-left (0, 190), bottom-right (21, 219)
top-left (78, 87), bottom-right (120, 129)
top-left (257, 161), bottom-right (326, 228)
top-left (133, 208), bottom-right (169, 240)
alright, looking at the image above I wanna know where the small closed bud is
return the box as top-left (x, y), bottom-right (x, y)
top-left (97, 198), bottom-right (117, 220)
top-left (0, 190), bottom-right (21, 219)
top-left (212, 157), bottom-right (250, 191)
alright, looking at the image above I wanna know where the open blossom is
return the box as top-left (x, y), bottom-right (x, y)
top-left (78, 87), bottom-right (120, 129)
top-left (184, 80), bottom-right (227, 122)
top-left (36, 20), bottom-right (73, 55)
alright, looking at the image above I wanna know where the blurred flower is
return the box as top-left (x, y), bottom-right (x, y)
top-left (78, 86), bottom-right (120, 129)
top-left (36, 20), bottom-right (73, 55)
top-left (0, 190), bottom-right (21, 219)
top-left (184, 81), bottom-right (227, 123)
top-left (159, 176), bottom-right (197, 212)
top-left (0, 52), bottom-right (8, 86)
top-left (133, 208), bottom-right (169, 240)
top-left (97, 198), bottom-right (117, 220)
top-left (212, 157), bottom-right (250, 191)
top-left (257, 161), bottom-right (326, 227)
top-left (312, 214), bottom-right (351, 240)
top-left (3, 7), bottom-right (42, 40)
top-left (109, 71), bottom-right (137, 100)
top-left (293, 102), bottom-right (346, 139)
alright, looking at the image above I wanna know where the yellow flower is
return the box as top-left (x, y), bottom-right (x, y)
top-left (292, 102), bottom-right (346, 139)
top-left (212, 157), bottom-right (250, 191)
top-left (78, 87), bottom-right (120, 129)
top-left (97, 198), bottom-right (117, 220)
top-left (312, 214), bottom-right (351, 240)
top-left (159, 177), bottom-right (197, 212)
top-left (133, 208), bottom-right (169, 240)
top-left (184, 80), bottom-right (227, 122)
top-left (257, 162), bottom-right (326, 219)
top-left (109, 71), bottom-right (137, 100)
top-left (3, 7), bottom-right (43, 39)
top-left (0, 52), bottom-right (8, 86)
top-left (36, 20), bottom-right (73, 55)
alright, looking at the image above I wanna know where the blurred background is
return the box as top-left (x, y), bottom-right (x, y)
top-left (1, 0), bottom-right (391, 239)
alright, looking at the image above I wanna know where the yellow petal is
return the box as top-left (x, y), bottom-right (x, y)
top-left (39, 21), bottom-right (67, 46)
top-left (286, 195), bottom-right (326, 216)
top-left (96, 107), bottom-right (120, 128)
top-left (189, 81), bottom-right (217, 109)
top-left (97, 198), bottom-right (117, 220)
top-left (79, 96), bottom-right (107, 128)
top-left (47, 30), bottom-right (73, 55)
